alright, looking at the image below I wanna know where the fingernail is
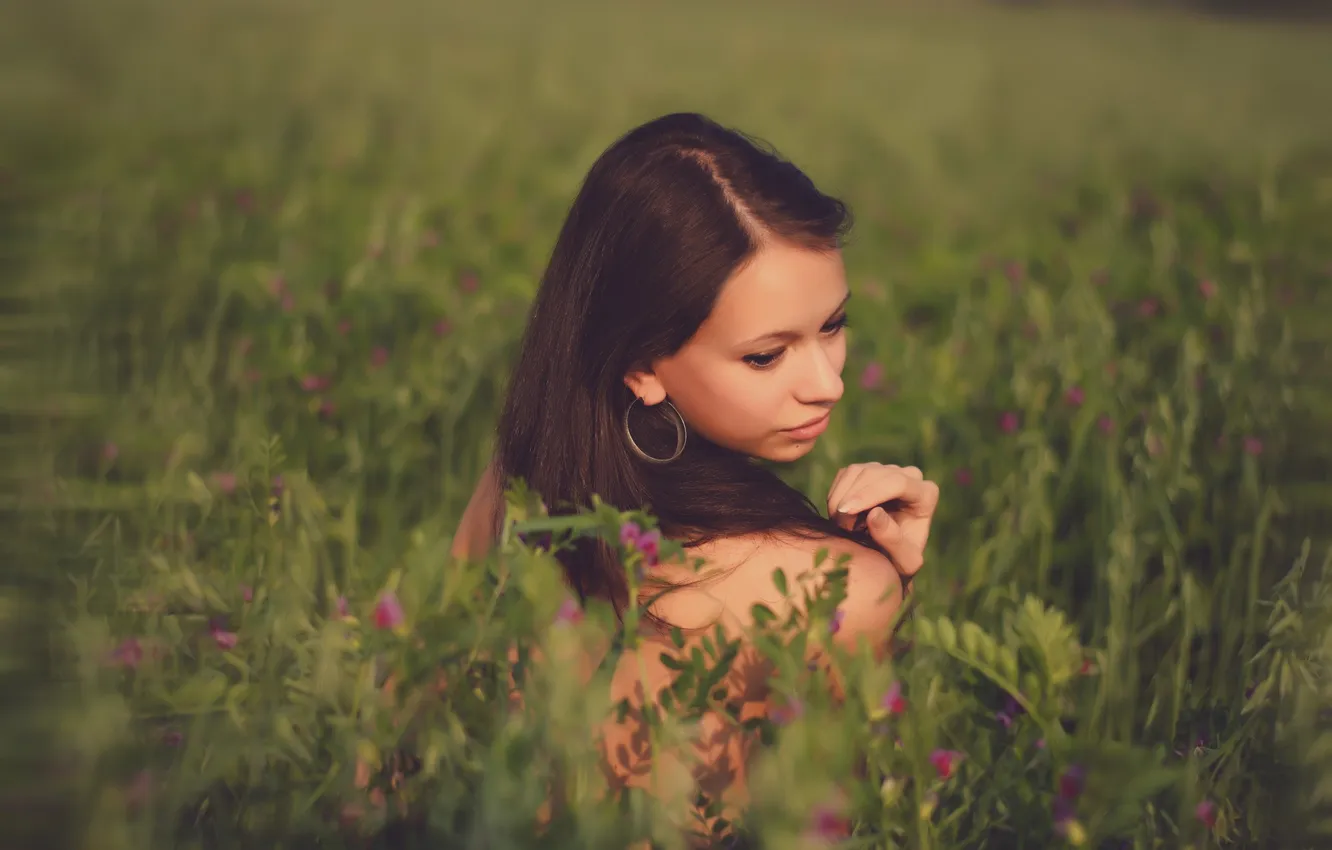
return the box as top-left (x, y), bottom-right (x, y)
top-left (836, 502), bottom-right (852, 515)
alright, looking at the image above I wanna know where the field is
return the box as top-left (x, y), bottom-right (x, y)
top-left (4, 0), bottom-right (1332, 848)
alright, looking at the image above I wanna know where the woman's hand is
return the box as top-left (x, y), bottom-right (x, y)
top-left (827, 463), bottom-right (940, 581)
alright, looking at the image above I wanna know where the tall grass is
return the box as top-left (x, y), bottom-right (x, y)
top-left (3, 0), bottom-right (1331, 847)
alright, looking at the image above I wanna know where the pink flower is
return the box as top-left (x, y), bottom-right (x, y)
top-left (860, 361), bottom-right (885, 391)
top-left (829, 608), bottom-right (845, 635)
top-left (373, 591), bottom-right (405, 631)
top-left (619, 522), bottom-right (661, 568)
top-left (107, 637), bottom-right (143, 669)
top-left (1138, 297), bottom-right (1160, 318)
top-left (1195, 799), bottom-right (1217, 830)
top-left (210, 471), bottom-right (237, 494)
top-left (433, 319), bottom-right (452, 337)
top-left (240, 584), bottom-right (253, 603)
top-left (881, 680), bottom-right (907, 715)
top-left (370, 347), bottom-right (390, 369)
top-left (336, 596), bottom-right (350, 618)
top-left (211, 627), bottom-right (238, 650)
top-left (1079, 658), bottom-right (1097, 675)
top-left (807, 801), bottom-right (850, 841)
top-left (301, 374), bottom-right (330, 392)
top-left (1097, 415), bottom-right (1115, 436)
top-left (999, 411), bottom-right (1020, 434)
top-left (1004, 260), bottom-right (1025, 286)
top-left (1243, 436), bottom-right (1264, 456)
top-left (929, 748), bottom-right (964, 779)
top-left (1199, 279), bottom-right (1217, 299)
top-left (771, 698), bottom-right (804, 725)
top-left (1058, 765), bottom-right (1086, 800)
top-left (555, 598), bottom-right (583, 625)
top-left (460, 271), bottom-right (479, 293)
top-left (1064, 386), bottom-right (1085, 407)
top-left (318, 399), bottom-right (337, 418)
top-left (954, 467), bottom-right (973, 487)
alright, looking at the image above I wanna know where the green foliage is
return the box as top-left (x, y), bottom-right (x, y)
top-left (5, 0), bottom-right (1332, 848)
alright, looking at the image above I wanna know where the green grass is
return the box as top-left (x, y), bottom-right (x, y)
top-left (4, 1), bottom-right (1332, 848)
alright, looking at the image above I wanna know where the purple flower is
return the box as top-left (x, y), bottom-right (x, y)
top-left (1058, 765), bottom-right (1086, 800)
top-left (1243, 436), bottom-right (1264, 456)
top-left (1138, 297), bottom-right (1160, 318)
top-left (211, 627), bottom-right (238, 650)
top-left (771, 699), bottom-right (804, 725)
top-left (954, 467), bottom-right (973, 487)
top-left (373, 591), bottom-right (405, 631)
top-left (240, 584), bottom-right (253, 603)
top-left (929, 748), bottom-right (964, 779)
top-left (999, 411), bottom-right (1020, 434)
top-left (860, 361), bottom-right (885, 391)
top-left (1195, 799), bottom-right (1217, 829)
top-left (807, 801), bottom-right (850, 841)
top-left (433, 318), bottom-right (453, 337)
top-left (107, 637), bottom-right (143, 669)
top-left (336, 595), bottom-right (350, 618)
top-left (881, 680), bottom-right (907, 715)
top-left (1064, 386), bottom-right (1085, 408)
top-left (1097, 415), bottom-right (1115, 436)
top-left (829, 608), bottom-right (845, 635)
top-left (619, 522), bottom-right (661, 569)
top-left (301, 374), bottom-right (330, 392)
top-left (555, 598), bottom-right (583, 625)
top-left (210, 471), bottom-right (237, 494)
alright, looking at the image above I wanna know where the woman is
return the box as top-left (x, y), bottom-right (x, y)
top-left (450, 112), bottom-right (940, 829)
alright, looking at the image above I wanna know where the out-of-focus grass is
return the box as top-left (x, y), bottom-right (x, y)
top-left (1, 0), bottom-right (1331, 846)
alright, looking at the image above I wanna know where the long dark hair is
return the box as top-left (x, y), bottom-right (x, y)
top-left (494, 112), bottom-right (875, 617)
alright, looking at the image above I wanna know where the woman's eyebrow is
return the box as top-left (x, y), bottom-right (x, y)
top-left (734, 292), bottom-right (851, 349)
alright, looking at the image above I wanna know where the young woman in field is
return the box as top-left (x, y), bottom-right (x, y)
top-left (449, 112), bottom-right (940, 831)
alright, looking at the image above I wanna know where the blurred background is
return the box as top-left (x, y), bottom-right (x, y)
top-left (2, 0), bottom-right (1331, 846)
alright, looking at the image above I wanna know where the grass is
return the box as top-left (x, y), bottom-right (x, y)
top-left (3, 0), bottom-right (1332, 847)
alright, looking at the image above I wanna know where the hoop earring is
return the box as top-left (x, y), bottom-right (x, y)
top-left (623, 396), bottom-right (688, 464)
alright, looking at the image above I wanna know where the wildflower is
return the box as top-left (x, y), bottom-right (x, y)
top-left (860, 361), bottom-right (885, 391)
top-left (954, 467), bottom-right (973, 487)
top-left (1137, 298), bottom-right (1160, 318)
top-left (554, 598), bottom-right (583, 626)
top-left (619, 522), bottom-right (661, 569)
top-left (370, 347), bottom-right (390, 369)
top-left (240, 584), bottom-right (253, 603)
top-left (210, 471), bottom-right (237, 494)
top-left (1199, 279), bottom-right (1217, 299)
top-left (301, 374), bottom-right (330, 392)
top-left (336, 596), bottom-right (350, 618)
top-left (1058, 765), bottom-right (1086, 801)
top-left (162, 730), bottom-right (184, 747)
top-left (771, 698), bottom-right (804, 725)
top-left (806, 800), bottom-right (851, 842)
top-left (318, 399), bottom-right (337, 418)
top-left (829, 608), bottom-right (845, 635)
top-left (1064, 386), bottom-right (1085, 408)
top-left (374, 591), bottom-right (406, 632)
top-left (1195, 799), bottom-right (1217, 830)
top-left (1243, 436), bottom-right (1263, 456)
top-left (999, 411), bottom-right (1020, 434)
top-left (929, 748), bottom-right (964, 780)
top-left (1097, 415), bottom-right (1115, 436)
top-left (1004, 260), bottom-right (1025, 286)
top-left (1079, 658), bottom-right (1097, 675)
top-left (460, 271), bottom-right (479, 293)
top-left (881, 681), bottom-right (907, 716)
top-left (211, 626), bottom-right (238, 651)
top-left (107, 637), bottom-right (143, 669)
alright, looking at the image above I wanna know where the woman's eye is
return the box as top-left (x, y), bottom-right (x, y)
top-left (822, 314), bottom-right (850, 334)
top-left (744, 351), bottom-right (782, 369)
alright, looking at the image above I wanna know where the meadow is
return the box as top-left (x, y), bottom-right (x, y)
top-left (4, 0), bottom-right (1332, 847)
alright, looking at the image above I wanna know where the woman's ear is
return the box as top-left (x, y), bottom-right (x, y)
top-left (623, 369), bottom-right (667, 405)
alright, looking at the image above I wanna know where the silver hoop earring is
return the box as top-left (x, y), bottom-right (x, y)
top-left (623, 396), bottom-right (688, 464)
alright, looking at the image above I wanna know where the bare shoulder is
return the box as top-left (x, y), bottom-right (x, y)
top-left (686, 534), bottom-right (904, 644)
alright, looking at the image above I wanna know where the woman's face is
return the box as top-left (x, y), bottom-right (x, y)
top-left (626, 240), bottom-right (849, 463)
